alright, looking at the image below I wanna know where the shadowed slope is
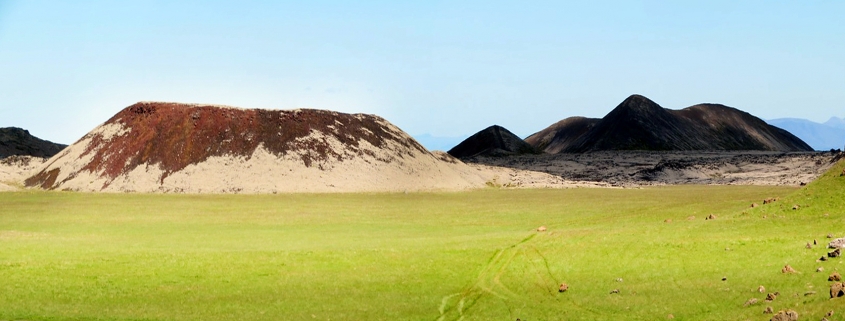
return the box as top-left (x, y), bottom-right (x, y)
top-left (448, 125), bottom-right (536, 158)
top-left (0, 127), bottom-right (66, 159)
top-left (525, 117), bottom-right (599, 154)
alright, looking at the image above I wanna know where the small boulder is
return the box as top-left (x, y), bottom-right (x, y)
top-left (769, 310), bottom-right (798, 321)
top-left (536, 226), bottom-right (547, 232)
top-left (722, 277), bottom-right (727, 281)
top-left (664, 219), bottom-right (672, 223)
top-left (830, 237), bottom-right (845, 249)
top-left (782, 265), bottom-right (797, 274)
top-left (763, 306), bottom-right (774, 314)
top-left (829, 233), bottom-right (835, 238)
top-left (792, 205), bottom-right (800, 210)
top-left (830, 272), bottom-right (842, 282)
top-left (758, 285), bottom-right (766, 293)
top-left (744, 298), bottom-right (758, 306)
top-left (818, 267), bottom-right (825, 272)
top-left (831, 282), bottom-right (845, 298)
top-left (751, 203), bottom-right (759, 208)
top-left (804, 291), bottom-right (816, 296)
top-left (820, 256), bottom-right (828, 262)
top-left (766, 292), bottom-right (778, 301)
top-left (763, 198), bottom-right (777, 204)
top-left (610, 289), bottom-right (619, 294)
top-left (558, 283), bottom-right (569, 292)
top-left (829, 248), bottom-right (842, 258)
top-left (827, 310), bottom-right (834, 317)
top-left (807, 242), bottom-right (813, 249)
top-left (706, 214), bottom-right (717, 220)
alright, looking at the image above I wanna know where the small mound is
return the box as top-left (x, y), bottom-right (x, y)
top-left (25, 102), bottom-right (489, 193)
top-left (448, 125), bottom-right (536, 158)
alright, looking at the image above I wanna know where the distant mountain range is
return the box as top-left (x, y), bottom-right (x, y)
top-left (766, 117), bottom-right (845, 151)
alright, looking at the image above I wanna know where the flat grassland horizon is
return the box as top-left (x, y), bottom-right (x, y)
top-left (2, 170), bottom-right (844, 320)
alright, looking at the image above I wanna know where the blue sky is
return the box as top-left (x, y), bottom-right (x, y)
top-left (1, 1), bottom-right (843, 146)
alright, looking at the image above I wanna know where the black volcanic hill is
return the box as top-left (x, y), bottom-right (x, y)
top-left (525, 117), bottom-right (600, 154)
top-left (529, 95), bottom-right (813, 153)
top-left (448, 125), bottom-right (537, 158)
top-left (0, 127), bottom-right (66, 159)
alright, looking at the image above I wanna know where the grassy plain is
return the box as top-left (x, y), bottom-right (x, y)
top-left (1, 168), bottom-right (844, 320)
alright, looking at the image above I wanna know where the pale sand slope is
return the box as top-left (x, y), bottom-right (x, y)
top-left (0, 156), bottom-right (45, 191)
top-left (30, 121), bottom-right (593, 193)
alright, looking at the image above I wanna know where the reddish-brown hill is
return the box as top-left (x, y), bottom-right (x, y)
top-left (25, 102), bottom-right (487, 193)
top-left (528, 95), bottom-right (813, 153)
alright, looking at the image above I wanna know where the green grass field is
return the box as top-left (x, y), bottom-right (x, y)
top-left (2, 160), bottom-right (845, 320)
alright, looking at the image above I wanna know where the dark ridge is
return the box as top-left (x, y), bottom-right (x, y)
top-left (525, 117), bottom-right (600, 153)
top-left (447, 125), bottom-right (537, 158)
top-left (26, 102), bottom-right (428, 189)
top-left (529, 94), bottom-right (813, 153)
top-left (0, 127), bottom-right (67, 159)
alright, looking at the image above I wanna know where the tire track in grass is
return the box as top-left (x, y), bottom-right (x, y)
top-left (436, 232), bottom-right (600, 320)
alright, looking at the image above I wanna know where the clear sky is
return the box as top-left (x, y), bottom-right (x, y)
top-left (1, 1), bottom-right (843, 145)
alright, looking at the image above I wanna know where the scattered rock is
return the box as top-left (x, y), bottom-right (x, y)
top-left (722, 277), bottom-right (727, 281)
top-left (769, 310), bottom-right (798, 321)
top-left (744, 298), bottom-right (758, 306)
top-left (763, 198), bottom-right (779, 204)
top-left (826, 310), bottom-right (834, 317)
top-left (782, 265), bottom-right (797, 274)
top-left (559, 283), bottom-right (569, 292)
top-left (758, 285), bottom-right (766, 293)
top-left (610, 289), bottom-right (620, 294)
top-left (830, 237), bottom-right (845, 249)
top-left (830, 282), bottom-right (845, 298)
top-left (706, 214), bottom-right (717, 220)
top-left (763, 306), bottom-right (774, 314)
top-left (766, 292), bottom-right (779, 301)
top-left (829, 248), bottom-right (842, 258)
top-left (536, 226), bottom-right (547, 232)
top-left (751, 203), bottom-right (759, 208)
top-left (830, 272), bottom-right (842, 282)
top-left (818, 267), bottom-right (825, 272)
top-left (792, 205), bottom-right (800, 210)
top-left (820, 256), bottom-right (828, 262)
top-left (807, 242), bottom-right (813, 249)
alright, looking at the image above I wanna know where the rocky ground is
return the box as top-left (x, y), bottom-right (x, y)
top-left (464, 151), bottom-right (843, 187)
